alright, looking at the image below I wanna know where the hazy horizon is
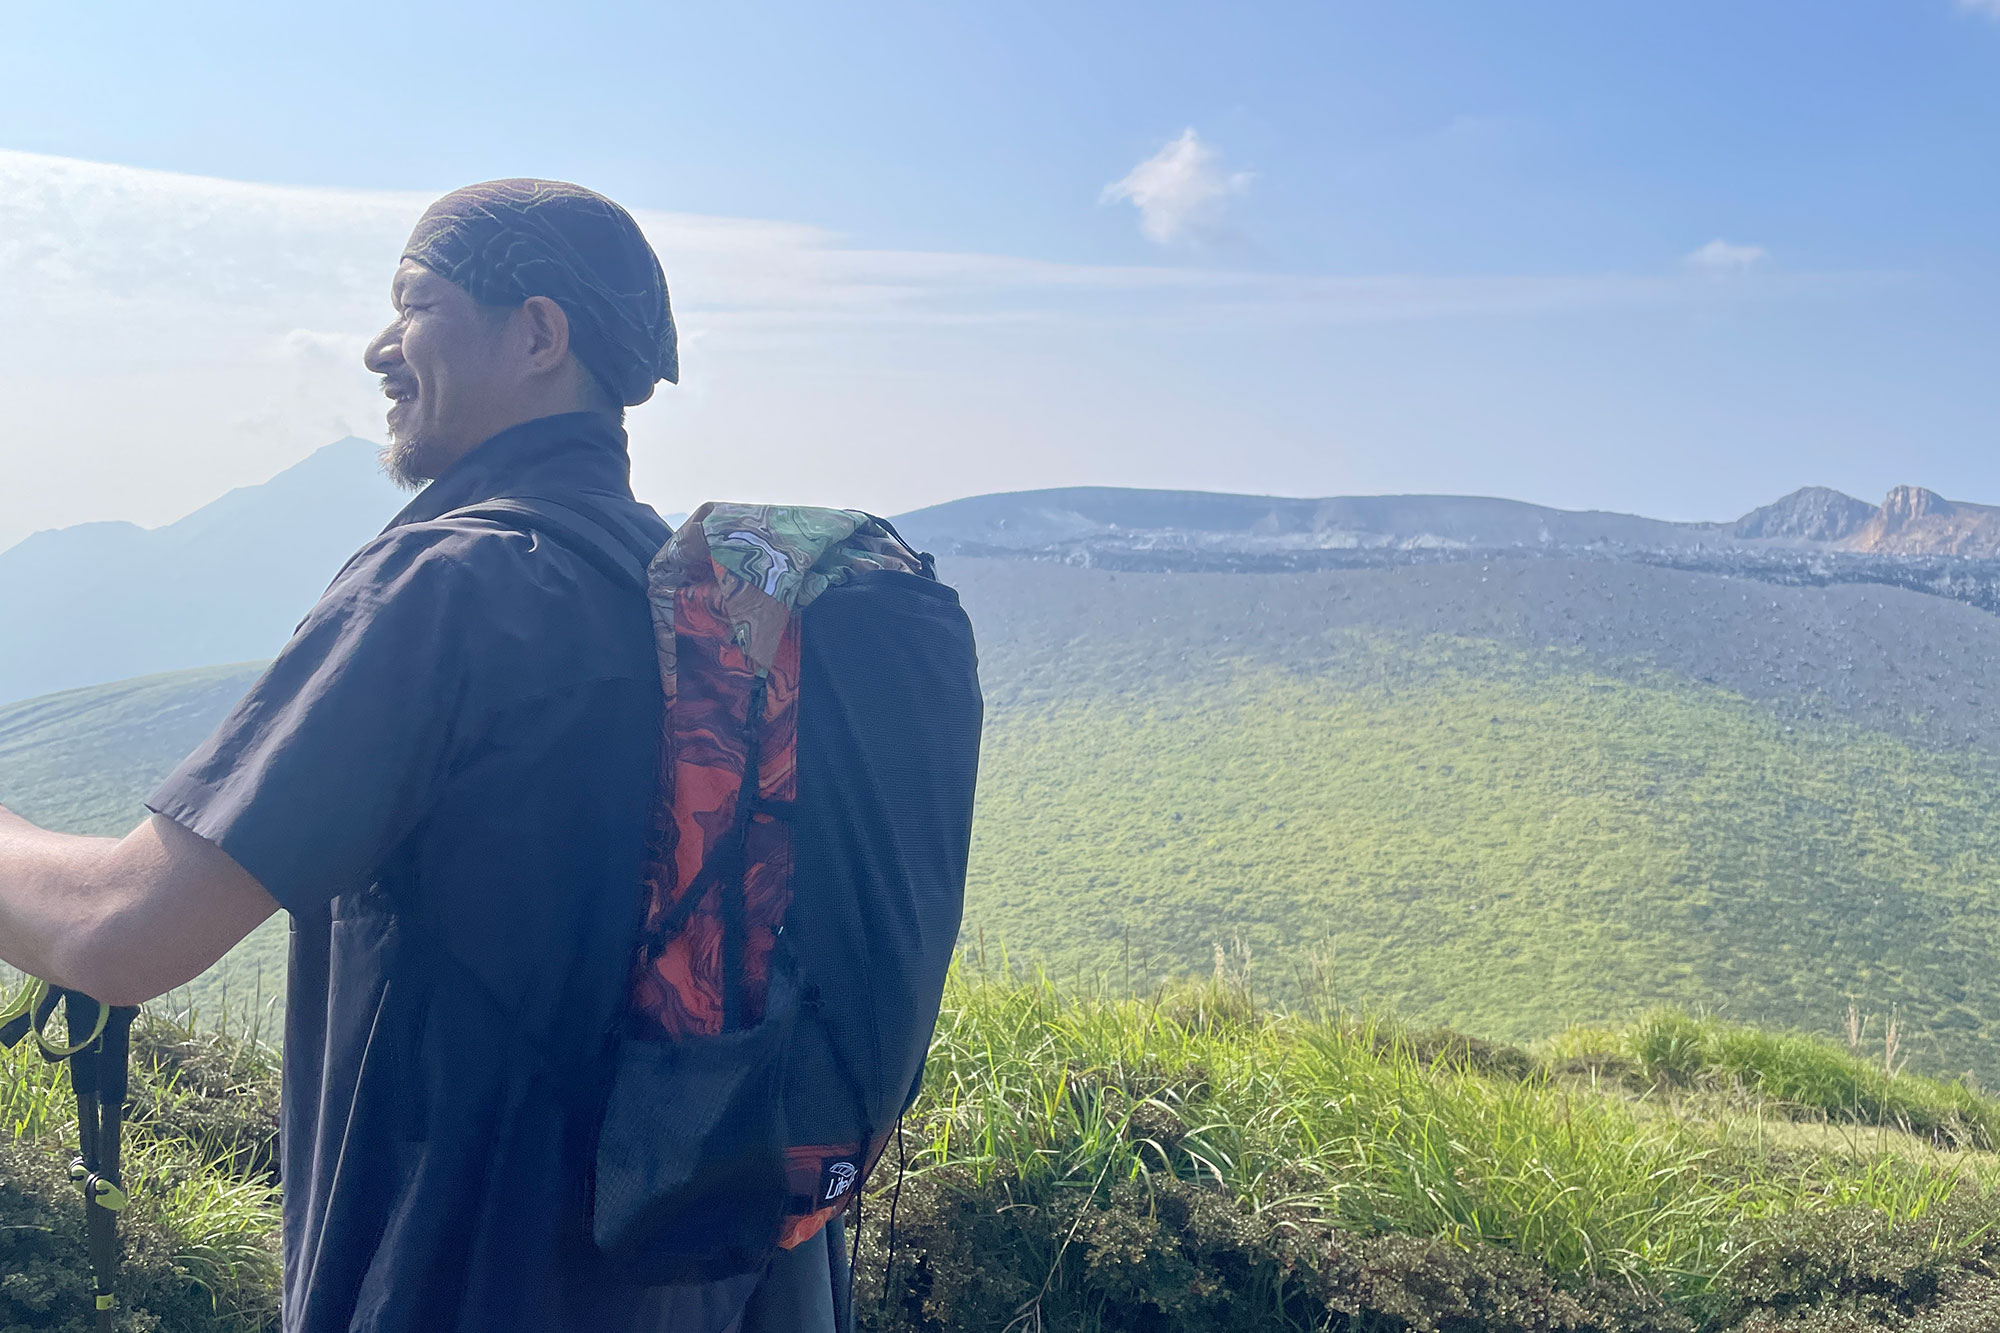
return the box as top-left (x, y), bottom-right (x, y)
top-left (6, 424), bottom-right (1970, 556)
top-left (4, 4), bottom-right (1998, 551)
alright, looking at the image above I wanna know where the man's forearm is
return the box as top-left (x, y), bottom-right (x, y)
top-left (0, 807), bottom-right (124, 991)
top-left (0, 806), bottom-right (279, 1005)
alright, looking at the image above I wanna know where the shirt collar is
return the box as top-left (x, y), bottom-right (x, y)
top-left (385, 412), bottom-right (635, 531)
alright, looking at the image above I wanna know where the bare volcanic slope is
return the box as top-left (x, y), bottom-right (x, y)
top-left (949, 553), bottom-right (2000, 754)
top-left (12, 555), bottom-right (2000, 1076)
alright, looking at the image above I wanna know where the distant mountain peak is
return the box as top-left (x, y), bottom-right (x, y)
top-left (1878, 485), bottom-right (1953, 529)
top-left (1845, 485), bottom-right (2000, 556)
top-left (1731, 487), bottom-right (1875, 543)
top-left (0, 436), bottom-right (404, 704)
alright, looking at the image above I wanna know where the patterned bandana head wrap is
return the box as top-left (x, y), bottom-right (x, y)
top-left (402, 178), bottom-right (678, 405)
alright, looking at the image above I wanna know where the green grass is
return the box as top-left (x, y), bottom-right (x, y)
top-left (0, 989), bottom-right (279, 1331)
top-left (16, 971), bottom-right (2000, 1330)
top-left (13, 629), bottom-right (2000, 1084)
top-left (864, 970), bottom-right (2000, 1329)
top-left (967, 634), bottom-right (2000, 1081)
top-left (1550, 1009), bottom-right (2000, 1150)
top-left (0, 665), bottom-right (266, 839)
top-left (907, 972), bottom-right (1994, 1316)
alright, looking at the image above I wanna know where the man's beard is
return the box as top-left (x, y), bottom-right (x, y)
top-left (379, 434), bottom-right (435, 493)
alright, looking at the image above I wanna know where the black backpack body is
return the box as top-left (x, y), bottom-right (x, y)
top-left (451, 498), bottom-right (982, 1286)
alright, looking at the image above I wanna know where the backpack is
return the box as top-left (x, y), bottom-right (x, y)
top-left (450, 496), bottom-right (983, 1285)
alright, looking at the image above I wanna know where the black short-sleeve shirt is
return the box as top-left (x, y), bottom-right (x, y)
top-left (149, 413), bottom-right (695, 1332)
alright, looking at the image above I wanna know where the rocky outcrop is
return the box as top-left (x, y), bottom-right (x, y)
top-left (1881, 485), bottom-right (1952, 527)
top-left (1729, 485), bottom-right (2000, 556)
top-left (1732, 487), bottom-right (1876, 543)
top-left (1845, 486), bottom-right (2000, 556)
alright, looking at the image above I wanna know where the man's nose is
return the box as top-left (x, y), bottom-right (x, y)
top-left (362, 326), bottom-right (402, 374)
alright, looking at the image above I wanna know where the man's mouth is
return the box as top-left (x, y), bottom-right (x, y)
top-left (381, 381), bottom-right (416, 404)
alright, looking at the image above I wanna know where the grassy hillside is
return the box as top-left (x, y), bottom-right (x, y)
top-left (0, 665), bottom-right (287, 1017)
top-left (0, 665), bottom-right (265, 837)
top-left (969, 636), bottom-right (2000, 1078)
top-left (13, 974), bottom-right (2000, 1330)
top-left (8, 554), bottom-right (2000, 1079)
top-left (940, 554), bottom-right (2000, 1081)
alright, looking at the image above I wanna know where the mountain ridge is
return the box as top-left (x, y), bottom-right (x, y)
top-left (8, 434), bottom-right (2000, 704)
top-left (895, 480), bottom-right (2000, 560)
top-left (892, 486), bottom-right (1730, 554)
top-left (0, 438), bottom-right (404, 704)
top-left (1731, 486), bottom-right (1878, 543)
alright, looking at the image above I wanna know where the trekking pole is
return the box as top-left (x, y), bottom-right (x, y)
top-left (71, 996), bottom-right (136, 1332)
top-left (0, 980), bottom-right (137, 1331)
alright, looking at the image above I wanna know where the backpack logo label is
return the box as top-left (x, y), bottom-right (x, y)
top-left (821, 1158), bottom-right (860, 1203)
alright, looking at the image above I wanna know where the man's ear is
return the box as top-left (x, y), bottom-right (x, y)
top-left (517, 295), bottom-right (573, 373)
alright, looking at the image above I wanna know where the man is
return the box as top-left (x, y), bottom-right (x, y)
top-left (0, 181), bottom-right (820, 1331)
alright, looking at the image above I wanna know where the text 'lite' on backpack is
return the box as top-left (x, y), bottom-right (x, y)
top-left (453, 497), bottom-right (983, 1285)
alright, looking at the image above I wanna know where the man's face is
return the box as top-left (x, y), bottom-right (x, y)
top-left (363, 261), bottom-right (517, 489)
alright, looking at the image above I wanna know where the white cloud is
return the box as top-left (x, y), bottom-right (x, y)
top-left (1100, 129), bottom-right (1254, 246)
top-left (0, 150), bottom-right (1857, 551)
top-left (279, 329), bottom-right (371, 360)
top-left (1685, 238), bottom-right (1769, 274)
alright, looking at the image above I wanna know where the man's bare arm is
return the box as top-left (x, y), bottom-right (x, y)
top-left (0, 805), bottom-right (278, 1006)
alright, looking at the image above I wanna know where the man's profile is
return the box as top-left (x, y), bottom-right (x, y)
top-left (0, 180), bottom-right (873, 1332)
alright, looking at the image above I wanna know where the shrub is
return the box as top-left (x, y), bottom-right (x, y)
top-left (1541, 1025), bottom-right (1642, 1086)
top-left (0, 1136), bottom-right (237, 1333)
top-left (1627, 1010), bottom-right (1712, 1089)
top-left (854, 1169), bottom-right (1693, 1333)
top-left (1715, 1192), bottom-right (2000, 1331)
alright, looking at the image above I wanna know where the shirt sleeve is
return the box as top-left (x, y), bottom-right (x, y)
top-left (147, 527), bottom-right (477, 914)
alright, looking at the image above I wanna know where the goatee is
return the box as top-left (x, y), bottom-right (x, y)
top-left (379, 436), bottom-right (432, 493)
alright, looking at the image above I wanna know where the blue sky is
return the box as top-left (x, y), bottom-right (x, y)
top-left (1, 1), bottom-right (1997, 544)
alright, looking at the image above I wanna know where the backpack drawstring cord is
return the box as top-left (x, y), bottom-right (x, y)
top-left (879, 1114), bottom-right (907, 1311)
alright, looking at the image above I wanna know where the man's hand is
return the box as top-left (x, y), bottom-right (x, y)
top-left (0, 807), bottom-right (277, 1006)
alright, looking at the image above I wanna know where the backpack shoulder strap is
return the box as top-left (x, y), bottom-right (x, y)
top-left (448, 495), bottom-right (663, 593)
